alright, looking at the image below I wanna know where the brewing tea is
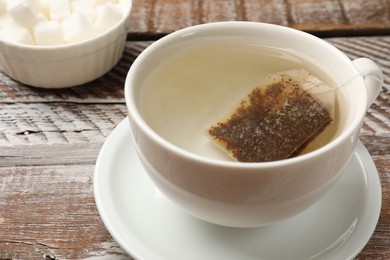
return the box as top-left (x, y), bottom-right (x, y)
top-left (140, 43), bottom-right (341, 161)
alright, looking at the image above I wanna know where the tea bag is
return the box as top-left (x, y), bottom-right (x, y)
top-left (207, 69), bottom-right (335, 162)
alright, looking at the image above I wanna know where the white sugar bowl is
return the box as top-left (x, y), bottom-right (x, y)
top-left (0, 0), bottom-right (132, 88)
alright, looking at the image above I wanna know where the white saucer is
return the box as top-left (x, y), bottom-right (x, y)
top-left (94, 118), bottom-right (381, 260)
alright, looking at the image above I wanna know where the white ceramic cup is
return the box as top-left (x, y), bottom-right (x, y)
top-left (125, 22), bottom-right (383, 227)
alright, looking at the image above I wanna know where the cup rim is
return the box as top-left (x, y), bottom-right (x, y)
top-left (125, 21), bottom-right (367, 169)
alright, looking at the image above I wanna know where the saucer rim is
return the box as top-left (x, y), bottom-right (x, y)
top-left (93, 117), bottom-right (381, 260)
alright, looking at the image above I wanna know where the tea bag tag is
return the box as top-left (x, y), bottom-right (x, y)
top-left (282, 69), bottom-right (336, 119)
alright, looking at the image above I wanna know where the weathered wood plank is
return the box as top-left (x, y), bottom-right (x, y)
top-left (242, 0), bottom-right (289, 26)
top-left (199, 0), bottom-right (243, 22)
top-left (0, 165), bottom-right (128, 259)
top-left (0, 143), bottom-right (103, 167)
top-left (128, 0), bottom-right (390, 38)
top-left (152, 0), bottom-right (200, 31)
top-left (0, 103), bottom-right (127, 166)
top-left (287, 0), bottom-right (346, 26)
top-left (359, 155), bottom-right (390, 260)
top-left (0, 103), bottom-right (127, 144)
top-left (341, 0), bottom-right (390, 25)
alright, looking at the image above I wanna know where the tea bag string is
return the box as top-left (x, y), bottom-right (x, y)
top-left (303, 71), bottom-right (383, 120)
top-left (307, 73), bottom-right (383, 90)
top-left (338, 73), bottom-right (384, 90)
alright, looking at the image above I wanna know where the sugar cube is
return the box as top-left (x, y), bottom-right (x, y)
top-left (34, 20), bottom-right (64, 46)
top-left (48, 0), bottom-right (71, 21)
top-left (0, 20), bottom-right (35, 45)
top-left (31, 0), bottom-right (49, 19)
top-left (71, 0), bottom-right (96, 22)
top-left (61, 11), bottom-right (96, 43)
top-left (7, 0), bottom-right (39, 28)
top-left (95, 3), bottom-right (122, 33)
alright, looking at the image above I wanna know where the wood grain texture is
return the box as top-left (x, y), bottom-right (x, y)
top-left (0, 42), bottom-right (151, 167)
top-left (128, 0), bottom-right (390, 38)
top-left (0, 37), bottom-right (389, 259)
top-left (0, 165), bottom-right (128, 259)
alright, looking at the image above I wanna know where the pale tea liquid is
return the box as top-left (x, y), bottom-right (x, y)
top-left (140, 43), bottom-right (342, 161)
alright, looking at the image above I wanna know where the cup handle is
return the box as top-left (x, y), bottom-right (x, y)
top-left (352, 58), bottom-right (384, 110)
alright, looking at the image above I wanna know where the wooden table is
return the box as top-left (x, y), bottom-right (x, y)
top-left (0, 1), bottom-right (389, 259)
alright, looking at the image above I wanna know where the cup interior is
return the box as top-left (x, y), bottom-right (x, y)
top-left (126, 22), bottom-right (367, 163)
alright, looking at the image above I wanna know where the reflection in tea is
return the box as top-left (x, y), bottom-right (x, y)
top-left (140, 43), bottom-right (341, 161)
